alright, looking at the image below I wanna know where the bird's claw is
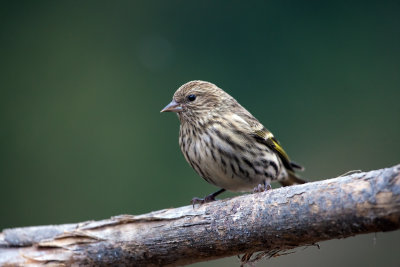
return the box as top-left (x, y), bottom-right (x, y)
top-left (253, 183), bottom-right (272, 193)
top-left (190, 194), bottom-right (217, 207)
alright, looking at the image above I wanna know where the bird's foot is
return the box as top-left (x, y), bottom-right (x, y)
top-left (190, 194), bottom-right (217, 207)
top-left (253, 182), bottom-right (272, 193)
top-left (190, 189), bottom-right (226, 207)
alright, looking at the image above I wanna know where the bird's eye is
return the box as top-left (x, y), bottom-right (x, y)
top-left (187, 94), bottom-right (196, 102)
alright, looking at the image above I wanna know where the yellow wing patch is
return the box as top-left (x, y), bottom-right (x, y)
top-left (254, 129), bottom-right (273, 140)
top-left (269, 137), bottom-right (291, 164)
top-left (254, 128), bottom-right (293, 171)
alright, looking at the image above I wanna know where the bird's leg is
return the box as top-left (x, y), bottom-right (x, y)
top-left (191, 188), bottom-right (226, 207)
top-left (253, 180), bottom-right (272, 193)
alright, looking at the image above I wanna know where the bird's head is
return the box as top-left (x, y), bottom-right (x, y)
top-left (161, 80), bottom-right (235, 124)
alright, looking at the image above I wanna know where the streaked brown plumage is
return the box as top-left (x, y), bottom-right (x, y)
top-left (162, 80), bottom-right (305, 204)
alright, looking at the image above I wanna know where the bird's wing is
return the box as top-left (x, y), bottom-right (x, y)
top-left (232, 108), bottom-right (304, 171)
top-left (253, 126), bottom-right (304, 171)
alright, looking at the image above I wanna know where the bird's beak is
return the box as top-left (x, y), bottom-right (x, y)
top-left (160, 100), bottom-right (182, 113)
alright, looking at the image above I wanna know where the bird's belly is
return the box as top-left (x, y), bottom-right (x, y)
top-left (182, 134), bottom-right (281, 192)
top-left (194, 153), bottom-right (252, 191)
top-left (205, 161), bottom-right (265, 192)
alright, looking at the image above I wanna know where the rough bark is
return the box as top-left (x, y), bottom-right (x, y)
top-left (1, 164), bottom-right (400, 266)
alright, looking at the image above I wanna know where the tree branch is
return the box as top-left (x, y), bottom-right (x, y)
top-left (1, 164), bottom-right (400, 266)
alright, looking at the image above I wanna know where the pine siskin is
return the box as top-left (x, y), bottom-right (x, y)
top-left (161, 80), bottom-right (305, 204)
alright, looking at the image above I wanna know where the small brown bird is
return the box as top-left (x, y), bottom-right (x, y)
top-left (161, 81), bottom-right (305, 204)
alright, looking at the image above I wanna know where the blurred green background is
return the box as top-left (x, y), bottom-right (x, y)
top-left (1, 1), bottom-right (399, 266)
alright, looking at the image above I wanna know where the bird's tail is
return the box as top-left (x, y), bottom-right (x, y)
top-left (279, 170), bottom-right (307, 186)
